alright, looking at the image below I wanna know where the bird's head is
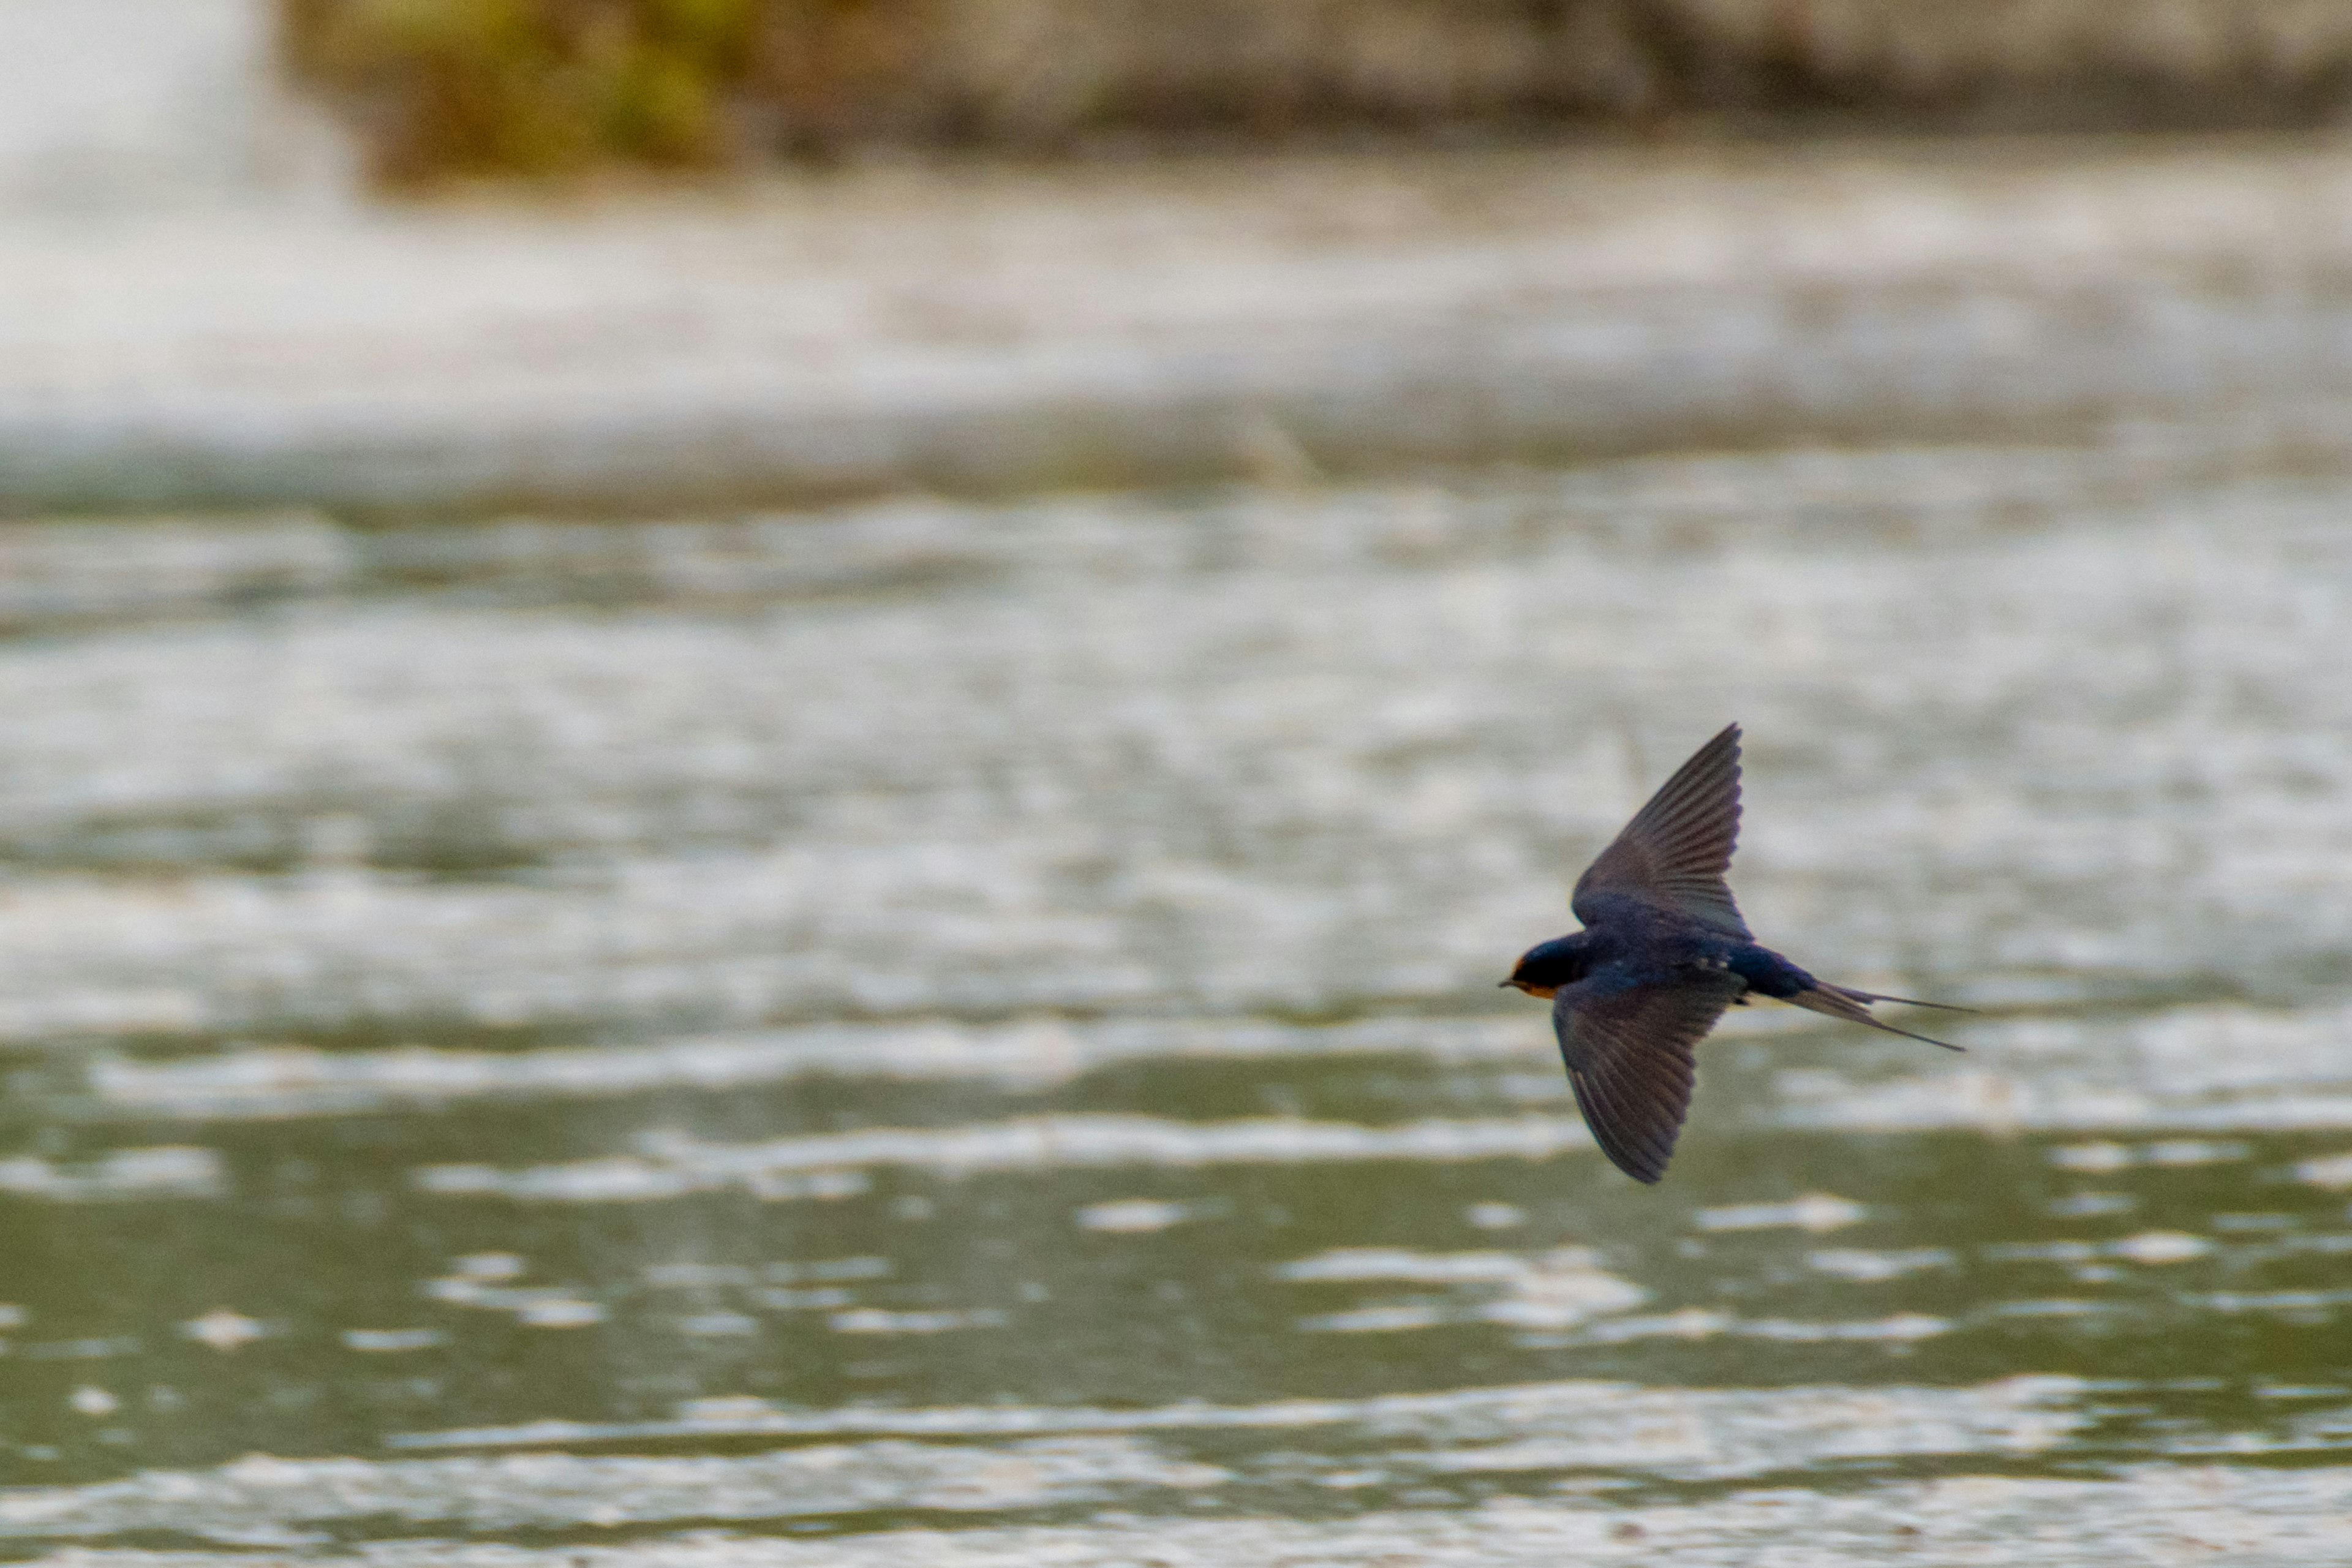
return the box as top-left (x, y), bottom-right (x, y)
top-left (1500, 935), bottom-right (1581, 1000)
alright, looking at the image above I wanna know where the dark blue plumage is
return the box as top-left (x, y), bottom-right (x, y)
top-left (1506, 723), bottom-right (1964, 1184)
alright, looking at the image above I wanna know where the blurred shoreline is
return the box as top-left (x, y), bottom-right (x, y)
top-left (8, 132), bottom-right (2352, 514)
top-left (285, 0), bottom-right (2352, 183)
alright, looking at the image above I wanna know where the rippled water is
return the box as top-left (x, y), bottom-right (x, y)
top-left (6, 431), bottom-right (2352, 1561)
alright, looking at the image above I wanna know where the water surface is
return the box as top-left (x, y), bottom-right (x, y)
top-left (2, 437), bottom-right (2352, 1561)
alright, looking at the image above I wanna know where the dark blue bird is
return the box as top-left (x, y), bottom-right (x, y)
top-left (1505, 723), bottom-right (1964, 1183)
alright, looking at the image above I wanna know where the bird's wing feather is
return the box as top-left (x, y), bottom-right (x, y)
top-left (1572, 723), bottom-right (1751, 938)
top-left (1553, 972), bottom-right (1745, 1183)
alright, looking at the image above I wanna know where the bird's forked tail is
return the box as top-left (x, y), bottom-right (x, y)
top-left (1782, 982), bottom-right (1968, 1051)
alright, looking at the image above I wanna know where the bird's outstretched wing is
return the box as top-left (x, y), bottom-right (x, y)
top-left (1553, 973), bottom-right (1745, 1183)
top-left (1572, 723), bottom-right (1751, 938)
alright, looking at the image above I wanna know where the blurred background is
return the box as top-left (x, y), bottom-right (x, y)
top-left (6, 2), bottom-right (2352, 1563)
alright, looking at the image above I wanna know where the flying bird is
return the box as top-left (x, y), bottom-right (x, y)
top-left (1504, 723), bottom-right (1964, 1183)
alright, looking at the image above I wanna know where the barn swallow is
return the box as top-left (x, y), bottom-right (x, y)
top-left (1505, 723), bottom-right (1964, 1183)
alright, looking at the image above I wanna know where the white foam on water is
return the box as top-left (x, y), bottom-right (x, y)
top-left (1295, 1303), bottom-right (1452, 1333)
top-left (2293, 1152), bottom-right (2352, 1189)
top-left (1277, 1245), bottom-right (1649, 1333)
top-left (513, 1300), bottom-right (606, 1329)
top-left (2108, 1231), bottom-right (2213, 1265)
top-left (2051, 1133), bottom-right (2248, 1170)
top-left (79, 1014), bottom-right (1534, 1121)
top-left (382, 1374), bottom-right (2087, 1479)
top-left (178, 1310), bottom-right (268, 1352)
top-left (1725, 1314), bottom-right (1953, 1343)
top-left (2141, 1141), bottom-right (2252, 1167)
top-left (342, 1329), bottom-right (444, 1353)
top-left (1985, 1299), bottom-right (2111, 1320)
top-left (0, 1436), bottom-right (1229, 1544)
top-left (2049, 1141), bottom-right (2135, 1171)
top-left (1694, 1194), bottom-right (1867, 1234)
top-left (1806, 1248), bottom-right (1959, 1282)
top-left (2189, 1289), bottom-right (2352, 1316)
top-left (2049, 1191), bottom-right (2139, 1217)
top-left (410, 1114), bottom-right (1602, 1202)
top-left (1074, 1199), bottom-right (1194, 1234)
top-left (1578, 1312), bottom-right (1952, 1346)
top-left (0, 1145), bottom-right (223, 1202)
top-left (1276, 1246), bottom-right (1567, 1283)
top-left (28, 1378), bottom-right (2272, 1558)
top-left (0, 470), bottom-right (2346, 1055)
top-left (641, 1257), bottom-right (889, 1291)
top-left (829, 1308), bottom-right (1008, 1335)
top-left (8, 1464), bottom-right (2352, 1566)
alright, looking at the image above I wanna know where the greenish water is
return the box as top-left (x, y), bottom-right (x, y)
top-left (4, 440), bottom-right (2352, 1562)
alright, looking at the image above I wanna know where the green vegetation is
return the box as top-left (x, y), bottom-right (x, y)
top-left (282, 0), bottom-right (888, 177)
